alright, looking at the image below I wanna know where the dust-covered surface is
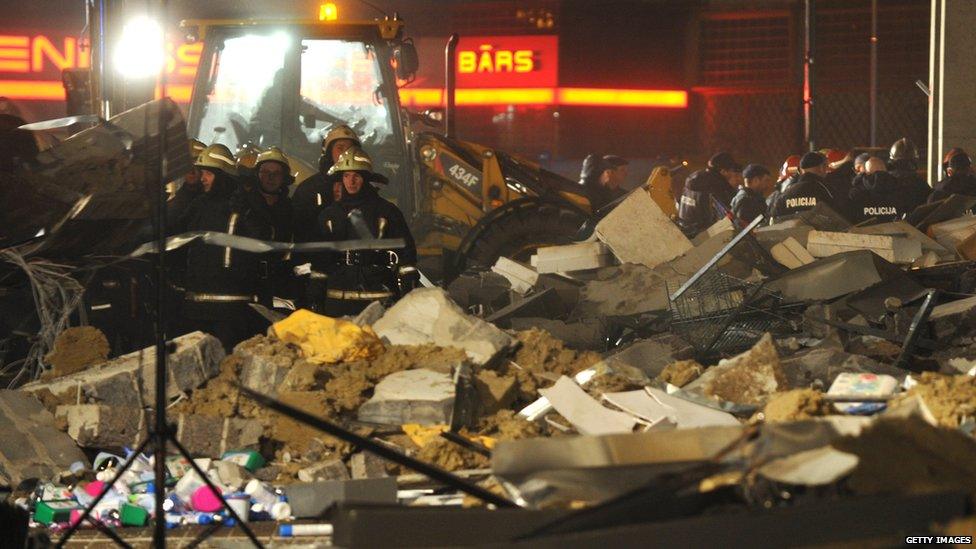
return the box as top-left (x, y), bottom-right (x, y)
top-left (511, 329), bottom-right (602, 378)
top-left (832, 417), bottom-right (976, 495)
top-left (893, 373), bottom-right (976, 428)
top-left (42, 326), bottom-right (110, 379)
top-left (760, 389), bottom-right (834, 423)
top-left (656, 359), bottom-right (703, 387)
top-left (696, 334), bottom-right (787, 406)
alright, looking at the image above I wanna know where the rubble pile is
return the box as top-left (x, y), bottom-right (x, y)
top-left (9, 187), bottom-right (976, 540)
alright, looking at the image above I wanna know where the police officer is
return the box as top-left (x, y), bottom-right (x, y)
top-left (315, 147), bottom-right (418, 317)
top-left (848, 157), bottom-right (902, 223)
top-left (887, 137), bottom-right (932, 216)
top-left (929, 152), bottom-right (976, 202)
top-left (823, 149), bottom-right (855, 200)
top-left (678, 152), bottom-right (741, 237)
top-left (177, 144), bottom-right (271, 350)
top-left (291, 125), bottom-right (361, 243)
top-left (770, 151), bottom-right (837, 219)
top-left (731, 164), bottom-right (773, 224)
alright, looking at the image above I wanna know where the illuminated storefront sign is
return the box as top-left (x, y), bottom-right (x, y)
top-left (0, 30), bottom-right (687, 109)
top-left (456, 35), bottom-right (557, 88)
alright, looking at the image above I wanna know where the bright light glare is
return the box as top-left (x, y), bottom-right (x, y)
top-left (114, 16), bottom-right (165, 79)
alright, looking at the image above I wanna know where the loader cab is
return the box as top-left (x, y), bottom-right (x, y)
top-left (184, 20), bottom-right (413, 215)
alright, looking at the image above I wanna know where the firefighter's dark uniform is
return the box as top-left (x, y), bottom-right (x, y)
top-left (291, 125), bottom-right (360, 244)
top-left (887, 138), bottom-right (932, 217)
top-left (178, 145), bottom-right (271, 350)
top-left (313, 147), bottom-right (418, 317)
top-left (848, 171), bottom-right (903, 223)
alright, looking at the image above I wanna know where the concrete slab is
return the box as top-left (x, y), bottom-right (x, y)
top-left (0, 390), bottom-right (87, 486)
top-left (491, 257), bottom-right (538, 295)
top-left (595, 189), bottom-right (693, 267)
top-left (357, 369), bottom-right (455, 426)
top-left (806, 230), bottom-right (922, 264)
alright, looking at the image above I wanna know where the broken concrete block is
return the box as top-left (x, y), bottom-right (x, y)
top-left (806, 230), bottom-right (922, 264)
top-left (929, 215), bottom-right (976, 250)
top-left (175, 414), bottom-right (263, 458)
top-left (297, 459), bottom-right (350, 483)
top-left (283, 477), bottom-right (397, 518)
top-left (21, 332), bottom-right (224, 410)
top-left (533, 273), bottom-right (583, 309)
top-left (851, 220), bottom-right (953, 261)
top-left (357, 369), bottom-right (455, 426)
top-left (595, 189), bottom-right (693, 268)
top-left (238, 351), bottom-right (292, 396)
top-left (55, 404), bottom-right (145, 449)
top-left (350, 452), bottom-right (389, 479)
top-left (778, 348), bottom-right (908, 389)
top-left (446, 270), bottom-right (512, 312)
top-left (212, 460), bottom-right (250, 491)
top-left (685, 334), bottom-right (786, 406)
top-left (531, 242), bottom-right (613, 273)
top-left (0, 391), bottom-right (87, 487)
top-left (373, 288), bottom-right (514, 365)
top-left (602, 333), bottom-right (695, 379)
top-left (766, 250), bottom-right (913, 302)
top-left (770, 237), bottom-right (815, 269)
top-left (491, 257), bottom-right (538, 295)
top-left (486, 288), bottom-right (567, 328)
top-left (475, 370), bottom-right (517, 414)
top-left (353, 301), bottom-right (386, 327)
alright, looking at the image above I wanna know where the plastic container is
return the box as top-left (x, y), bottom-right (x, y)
top-left (190, 485), bottom-right (223, 513)
top-left (120, 503), bottom-right (149, 526)
top-left (34, 500), bottom-right (80, 525)
top-left (221, 449), bottom-right (266, 472)
top-left (244, 479), bottom-right (279, 510)
top-left (279, 523), bottom-right (334, 537)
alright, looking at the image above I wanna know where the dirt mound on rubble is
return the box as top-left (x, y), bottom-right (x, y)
top-left (42, 326), bottom-right (109, 379)
top-left (513, 329), bottom-right (601, 377)
top-left (172, 354), bottom-right (244, 418)
top-left (832, 417), bottom-right (976, 495)
top-left (656, 360), bottom-right (703, 388)
top-left (412, 410), bottom-right (543, 472)
top-left (895, 373), bottom-right (976, 428)
top-left (761, 389), bottom-right (834, 423)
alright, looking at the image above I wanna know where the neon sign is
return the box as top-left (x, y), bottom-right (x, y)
top-left (458, 46), bottom-right (535, 75)
top-left (456, 35), bottom-right (557, 88)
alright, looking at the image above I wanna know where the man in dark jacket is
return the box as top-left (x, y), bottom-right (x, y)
top-left (929, 152), bottom-right (976, 202)
top-left (770, 152), bottom-right (838, 219)
top-left (677, 152), bottom-right (741, 237)
top-left (177, 144), bottom-right (271, 350)
top-left (887, 137), bottom-right (932, 216)
top-left (291, 124), bottom-right (361, 243)
top-left (731, 164), bottom-right (773, 224)
top-left (242, 147), bottom-right (296, 304)
top-left (580, 154), bottom-right (628, 212)
top-left (315, 147), bottom-right (418, 317)
top-left (848, 157), bottom-right (903, 223)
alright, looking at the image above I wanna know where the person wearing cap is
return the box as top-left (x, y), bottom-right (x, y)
top-left (312, 147), bottom-right (418, 316)
top-left (848, 157), bottom-right (903, 223)
top-left (770, 151), bottom-right (839, 219)
top-left (731, 164), bottom-right (774, 224)
top-left (176, 144), bottom-right (271, 350)
top-left (291, 124), bottom-right (362, 244)
top-left (677, 152), bottom-right (742, 237)
top-left (929, 152), bottom-right (976, 203)
top-left (887, 137), bottom-right (931, 215)
top-left (581, 154), bottom-right (629, 212)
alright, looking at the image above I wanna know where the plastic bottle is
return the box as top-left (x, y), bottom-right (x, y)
top-left (270, 501), bottom-right (292, 521)
top-left (279, 523), bottom-right (334, 537)
top-left (244, 479), bottom-right (279, 510)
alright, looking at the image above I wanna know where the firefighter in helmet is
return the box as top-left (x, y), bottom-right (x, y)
top-left (312, 147), bottom-right (418, 317)
top-left (291, 124), bottom-right (362, 243)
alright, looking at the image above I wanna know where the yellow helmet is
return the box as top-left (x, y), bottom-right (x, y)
top-left (327, 146), bottom-right (388, 184)
top-left (255, 146), bottom-right (295, 183)
top-left (195, 143), bottom-right (238, 176)
top-left (322, 124), bottom-right (361, 155)
top-left (236, 142), bottom-right (261, 169)
top-left (189, 138), bottom-right (206, 159)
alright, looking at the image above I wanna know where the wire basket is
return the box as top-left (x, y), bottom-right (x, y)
top-left (668, 271), bottom-right (803, 359)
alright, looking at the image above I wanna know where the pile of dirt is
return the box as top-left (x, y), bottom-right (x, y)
top-left (512, 329), bottom-right (602, 377)
top-left (412, 410), bottom-right (542, 472)
top-left (656, 360), bottom-right (703, 388)
top-left (42, 326), bottom-right (110, 379)
top-left (761, 389), bottom-right (834, 423)
top-left (172, 354), bottom-right (246, 418)
top-left (895, 373), bottom-right (976, 428)
top-left (832, 417), bottom-right (976, 495)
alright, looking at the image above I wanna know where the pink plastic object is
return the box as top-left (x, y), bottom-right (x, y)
top-left (84, 481), bottom-right (106, 498)
top-left (190, 485), bottom-right (223, 513)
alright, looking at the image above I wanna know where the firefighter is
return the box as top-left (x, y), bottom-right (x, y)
top-left (770, 152), bottom-right (838, 219)
top-left (177, 144), bottom-right (271, 350)
top-left (731, 164), bottom-right (774, 224)
top-left (235, 142), bottom-right (262, 187)
top-left (677, 152), bottom-right (742, 237)
top-left (848, 157), bottom-right (902, 223)
top-left (887, 137), bottom-right (932, 216)
top-left (313, 147), bottom-right (418, 317)
top-left (167, 139), bottom-right (207, 233)
top-left (929, 152), bottom-right (976, 202)
top-left (291, 124), bottom-right (361, 243)
top-left (240, 146), bottom-right (295, 305)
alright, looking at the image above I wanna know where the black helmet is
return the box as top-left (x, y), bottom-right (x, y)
top-left (889, 138), bottom-right (919, 162)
